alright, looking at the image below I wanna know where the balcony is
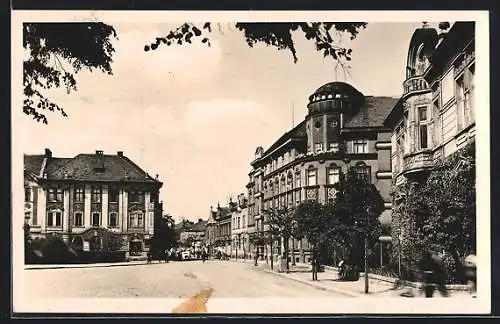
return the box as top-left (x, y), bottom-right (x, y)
top-left (403, 150), bottom-right (434, 175)
top-left (403, 76), bottom-right (430, 96)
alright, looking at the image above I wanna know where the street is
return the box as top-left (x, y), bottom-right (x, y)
top-left (21, 260), bottom-right (343, 299)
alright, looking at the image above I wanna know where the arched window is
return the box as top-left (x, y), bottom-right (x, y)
top-left (327, 164), bottom-right (341, 185)
top-left (354, 162), bottom-right (371, 183)
top-left (295, 171), bottom-right (301, 188)
top-left (307, 166), bottom-right (317, 186)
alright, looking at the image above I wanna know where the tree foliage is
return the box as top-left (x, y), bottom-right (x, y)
top-left (391, 142), bottom-right (476, 283)
top-left (23, 23), bottom-right (117, 124)
top-left (151, 214), bottom-right (178, 253)
top-left (144, 22), bottom-right (367, 74)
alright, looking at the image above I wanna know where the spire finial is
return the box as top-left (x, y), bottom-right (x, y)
top-left (422, 21), bottom-right (429, 28)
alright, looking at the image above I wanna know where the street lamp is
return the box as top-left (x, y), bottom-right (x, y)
top-left (364, 206), bottom-right (370, 294)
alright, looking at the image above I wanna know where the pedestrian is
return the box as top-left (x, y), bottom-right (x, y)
top-left (464, 254), bottom-right (477, 297)
top-left (419, 250), bottom-right (449, 297)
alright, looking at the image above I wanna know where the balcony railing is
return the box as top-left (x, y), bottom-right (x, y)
top-left (403, 76), bottom-right (429, 95)
top-left (403, 150), bottom-right (434, 174)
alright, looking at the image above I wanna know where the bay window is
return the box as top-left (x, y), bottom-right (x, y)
top-left (418, 106), bottom-right (429, 149)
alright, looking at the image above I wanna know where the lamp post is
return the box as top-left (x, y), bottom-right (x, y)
top-left (364, 206), bottom-right (370, 294)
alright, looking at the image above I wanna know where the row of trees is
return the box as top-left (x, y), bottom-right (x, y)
top-left (260, 167), bottom-right (385, 281)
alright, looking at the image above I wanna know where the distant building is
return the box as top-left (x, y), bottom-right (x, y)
top-left (247, 81), bottom-right (397, 264)
top-left (178, 218), bottom-right (208, 251)
top-left (384, 22), bottom-right (475, 185)
top-left (230, 193), bottom-right (250, 259)
top-left (205, 203), bottom-right (232, 256)
top-left (24, 149), bottom-right (163, 260)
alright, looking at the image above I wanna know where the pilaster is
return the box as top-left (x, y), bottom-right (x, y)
top-left (38, 187), bottom-right (46, 232)
top-left (62, 188), bottom-right (70, 242)
top-left (84, 185), bottom-right (91, 228)
top-left (102, 186), bottom-right (108, 228)
top-left (144, 192), bottom-right (150, 232)
top-left (122, 190), bottom-right (128, 232)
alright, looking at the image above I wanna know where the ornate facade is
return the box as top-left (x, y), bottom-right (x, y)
top-left (24, 149), bottom-right (163, 259)
top-left (247, 81), bottom-right (397, 263)
top-left (384, 22), bottom-right (475, 185)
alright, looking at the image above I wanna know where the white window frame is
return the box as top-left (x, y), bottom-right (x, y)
top-left (353, 139), bottom-right (368, 154)
top-left (91, 212), bottom-right (101, 227)
top-left (327, 167), bottom-right (341, 185)
top-left (47, 210), bottom-right (62, 227)
top-left (109, 211), bottom-right (118, 227)
top-left (307, 168), bottom-right (317, 186)
top-left (329, 142), bottom-right (339, 152)
top-left (417, 106), bottom-right (429, 150)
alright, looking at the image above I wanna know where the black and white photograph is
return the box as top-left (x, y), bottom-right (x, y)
top-left (12, 10), bottom-right (490, 314)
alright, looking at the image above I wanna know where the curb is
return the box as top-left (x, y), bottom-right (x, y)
top-left (257, 266), bottom-right (359, 297)
top-left (24, 261), bottom-right (148, 270)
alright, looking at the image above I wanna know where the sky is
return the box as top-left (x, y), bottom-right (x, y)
top-left (18, 21), bottom-right (437, 223)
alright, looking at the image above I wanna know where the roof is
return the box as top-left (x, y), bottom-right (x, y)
top-left (188, 220), bottom-right (208, 232)
top-left (261, 121), bottom-right (306, 158)
top-left (24, 151), bottom-right (161, 184)
top-left (23, 155), bottom-right (45, 175)
top-left (343, 96), bottom-right (399, 128)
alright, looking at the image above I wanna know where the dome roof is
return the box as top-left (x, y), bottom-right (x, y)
top-left (307, 81), bottom-right (365, 114)
top-left (313, 81), bottom-right (360, 96)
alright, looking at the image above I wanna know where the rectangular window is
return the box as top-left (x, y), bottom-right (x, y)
top-left (74, 212), bottom-right (83, 227)
top-left (418, 106), bottom-right (429, 149)
top-left (441, 68), bottom-right (454, 104)
top-left (74, 187), bottom-right (84, 203)
top-left (295, 173), bottom-right (301, 188)
top-left (91, 187), bottom-right (101, 203)
top-left (129, 191), bottom-right (144, 203)
top-left (108, 189), bottom-right (119, 203)
top-left (92, 212), bottom-right (100, 226)
top-left (314, 143), bottom-right (323, 153)
top-left (307, 169), bottom-right (317, 186)
top-left (355, 165), bottom-right (371, 183)
top-left (353, 139), bottom-right (368, 154)
top-left (109, 212), bottom-right (118, 227)
top-left (48, 188), bottom-right (63, 202)
top-left (47, 211), bottom-right (62, 227)
top-left (329, 143), bottom-right (339, 152)
top-left (327, 167), bottom-right (340, 185)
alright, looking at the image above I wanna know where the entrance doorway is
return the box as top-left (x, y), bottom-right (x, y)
top-left (129, 239), bottom-right (143, 256)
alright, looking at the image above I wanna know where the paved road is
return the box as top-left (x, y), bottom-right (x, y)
top-left (21, 260), bottom-right (343, 299)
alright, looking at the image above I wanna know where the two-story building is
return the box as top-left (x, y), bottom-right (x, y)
top-left (247, 81), bottom-right (398, 264)
top-left (24, 149), bottom-right (163, 260)
top-left (178, 218), bottom-right (207, 253)
top-left (384, 22), bottom-right (475, 187)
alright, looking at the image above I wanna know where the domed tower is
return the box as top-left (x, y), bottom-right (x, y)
top-left (305, 81), bottom-right (365, 154)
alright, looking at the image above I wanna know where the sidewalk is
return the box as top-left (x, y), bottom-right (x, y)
top-left (253, 261), bottom-right (472, 298)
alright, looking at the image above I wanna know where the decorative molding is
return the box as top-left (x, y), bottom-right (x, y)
top-left (376, 171), bottom-right (393, 179)
top-left (375, 142), bottom-right (392, 150)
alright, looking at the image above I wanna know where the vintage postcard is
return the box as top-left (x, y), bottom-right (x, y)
top-left (11, 10), bottom-right (491, 315)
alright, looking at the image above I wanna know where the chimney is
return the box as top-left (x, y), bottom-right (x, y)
top-left (117, 151), bottom-right (123, 157)
top-left (96, 150), bottom-right (103, 155)
top-left (44, 148), bottom-right (52, 158)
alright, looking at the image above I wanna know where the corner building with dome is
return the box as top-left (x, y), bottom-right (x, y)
top-left (246, 81), bottom-right (398, 264)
